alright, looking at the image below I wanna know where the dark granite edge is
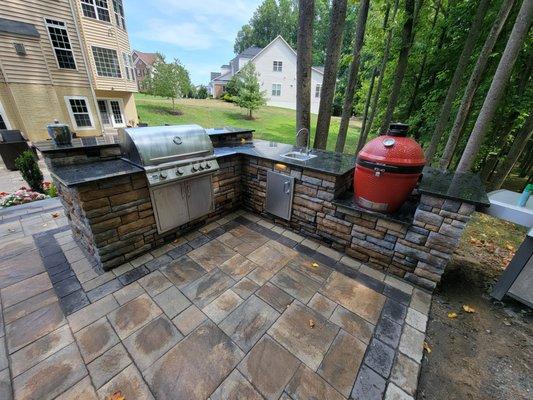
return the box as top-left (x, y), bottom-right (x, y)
top-left (206, 128), bottom-right (255, 136)
top-left (332, 192), bottom-right (417, 226)
top-left (418, 188), bottom-right (490, 208)
top-left (49, 160), bottom-right (143, 187)
top-left (33, 140), bottom-right (120, 154)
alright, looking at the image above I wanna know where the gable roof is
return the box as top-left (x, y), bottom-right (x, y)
top-left (237, 46), bottom-right (263, 59)
top-left (246, 36), bottom-right (324, 75)
top-left (133, 50), bottom-right (159, 67)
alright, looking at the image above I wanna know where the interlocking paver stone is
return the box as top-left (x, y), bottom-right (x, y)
top-left (285, 364), bottom-right (345, 400)
top-left (3, 289), bottom-right (56, 325)
top-left (256, 281), bottom-right (294, 312)
top-left (68, 294), bottom-right (119, 332)
top-left (202, 289), bottom-right (243, 323)
top-left (268, 301), bottom-right (339, 370)
top-left (329, 305), bottom-right (375, 344)
top-left (97, 364), bottom-right (153, 400)
top-left (6, 301), bottom-right (66, 353)
top-left (161, 256), bottom-right (206, 289)
top-left (153, 285), bottom-right (191, 318)
top-left (232, 277), bottom-right (259, 299)
top-left (172, 304), bottom-right (206, 335)
top-left (188, 240), bottom-right (237, 271)
top-left (54, 376), bottom-right (97, 400)
top-left (247, 266), bottom-right (276, 285)
top-left (12, 343), bottom-right (87, 400)
top-left (308, 293), bottom-right (337, 319)
top-left (138, 270), bottom-right (172, 297)
top-left (399, 324), bottom-right (425, 363)
top-left (364, 338), bottom-right (395, 378)
top-left (270, 266), bottom-right (321, 303)
top-left (382, 298), bottom-right (408, 324)
top-left (247, 242), bottom-right (293, 270)
top-left (384, 382), bottom-right (414, 400)
top-left (182, 268), bottom-right (234, 308)
top-left (0, 368), bottom-right (11, 400)
top-left (75, 317), bottom-right (119, 363)
top-left (87, 343), bottom-right (132, 389)
top-left (210, 369), bottom-right (264, 400)
top-left (318, 329), bottom-right (366, 396)
top-left (1, 272), bottom-right (52, 308)
top-left (238, 335), bottom-right (300, 400)
top-left (144, 321), bottom-right (243, 400)
top-left (390, 353), bottom-right (420, 396)
top-left (375, 316), bottom-right (403, 348)
top-left (288, 255), bottom-right (332, 284)
top-left (405, 307), bottom-right (428, 332)
top-left (220, 254), bottom-right (258, 279)
top-left (10, 325), bottom-right (73, 377)
top-left (351, 364), bottom-right (387, 400)
top-left (322, 271), bottom-right (386, 324)
top-left (107, 294), bottom-right (162, 339)
top-left (219, 295), bottom-right (279, 352)
top-left (112, 281), bottom-right (144, 305)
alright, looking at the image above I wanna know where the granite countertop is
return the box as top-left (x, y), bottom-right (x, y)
top-left (206, 127), bottom-right (255, 136)
top-left (215, 139), bottom-right (356, 176)
top-left (33, 136), bottom-right (120, 153)
top-left (419, 166), bottom-right (490, 207)
top-left (49, 159), bottom-right (143, 187)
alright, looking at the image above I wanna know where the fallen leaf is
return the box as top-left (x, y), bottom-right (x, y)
top-left (423, 341), bottom-right (432, 354)
top-left (51, 212), bottom-right (60, 218)
top-left (447, 312), bottom-right (458, 319)
top-left (311, 262), bottom-right (319, 268)
top-left (505, 243), bottom-right (515, 251)
top-left (309, 319), bottom-right (315, 328)
top-left (8, 228), bottom-right (15, 233)
top-left (462, 305), bottom-right (476, 313)
top-left (107, 391), bottom-right (125, 400)
top-left (503, 320), bottom-right (511, 326)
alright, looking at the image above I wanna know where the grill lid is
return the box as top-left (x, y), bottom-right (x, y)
top-left (119, 124), bottom-right (213, 166)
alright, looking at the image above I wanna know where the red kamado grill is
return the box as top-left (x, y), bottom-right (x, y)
top-left (354, 123), bottom-right (425, 213)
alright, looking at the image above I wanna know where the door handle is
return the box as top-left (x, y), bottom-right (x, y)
top-left (283, 181), bottom-right (291, 194)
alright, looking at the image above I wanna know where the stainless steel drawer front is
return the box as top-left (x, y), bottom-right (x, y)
top-left (265, 170), bottom-right (294, 221)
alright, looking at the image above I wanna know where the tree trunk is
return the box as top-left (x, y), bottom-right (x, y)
top-left (357, 67), bottom-right (378, 153)
top-left (405, 0), bottom-right (442, 119)
top-left (313, 0), bottom-right (348, 150)
top-left (425, 0), bottom-right (491, 164)
top-left (296, 0), bottom-right (315, 147)
top-left (359, 0), bottom-right (400, 144)
top-left (439, 0), bottom-right (515, 170)
top-left (378, 0), bottom-right (416, 133)
top-left (335, 0), bottom-right (371, 153)
top-left (456, 0), bottom-right (533, 172)
top-left (489, 114), bottom-right (533, 189)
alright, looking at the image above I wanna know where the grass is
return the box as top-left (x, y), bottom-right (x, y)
top-left (134, 94), bottom-right (363, 154)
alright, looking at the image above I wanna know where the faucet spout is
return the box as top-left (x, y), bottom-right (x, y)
top-left (296, 128), bottom-right (310, 154)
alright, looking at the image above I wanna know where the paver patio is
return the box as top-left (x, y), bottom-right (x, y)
top-left (0, 200), bottom-right (432, 400)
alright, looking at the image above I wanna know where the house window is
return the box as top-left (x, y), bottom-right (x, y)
top-left (81, 0), bottom-right (110, 22)
top-left (113, 0), bottom-right (126, 30)
top-left (272, 83), bottom-right (281, 96)
top-left (122, 53), bottom-right (134, 81)
top-left (273, 61), bottom-right (282, 72)
top-left (45, 19), bottom-right (76, 69)
top-left (315, 84), bottom-right (321, 98)
top-left (0, 114), bottom-right (7, 130)
top-left (92, 46), bottom-right (121, 77)
top-left (97, 99), bottom-right (125, 127)
top-left (0, 101), bottom-right (10, 130)
top-left (66, 97), bottom-right (94, 129)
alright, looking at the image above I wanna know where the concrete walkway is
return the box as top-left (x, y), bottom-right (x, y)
top-left (0, 158), bottom-right (51, 194)
top-left (0, 205), bottom-right (431, 400)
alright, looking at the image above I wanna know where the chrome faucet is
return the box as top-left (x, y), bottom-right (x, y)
top-left (296, 128), bottom-right (311, 154)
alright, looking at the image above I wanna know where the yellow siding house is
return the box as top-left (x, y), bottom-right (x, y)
top-left (0, 0), bottom-right (138, 142)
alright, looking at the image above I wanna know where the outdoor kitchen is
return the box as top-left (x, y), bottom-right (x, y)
top-left (34, 123), bottom-right (490, 294)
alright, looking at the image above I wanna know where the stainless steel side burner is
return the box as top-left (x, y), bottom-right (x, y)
top-left (119, 125), bottom-right (220, 233)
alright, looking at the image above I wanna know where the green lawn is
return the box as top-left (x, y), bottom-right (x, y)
top-left (135, 94), bottom-right (362, 154)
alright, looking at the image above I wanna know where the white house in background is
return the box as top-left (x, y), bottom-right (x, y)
top-left (209, 36), bottom-right (324, 113)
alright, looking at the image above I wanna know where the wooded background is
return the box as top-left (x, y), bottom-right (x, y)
top-left (233, 0), bottom-right (532, 188)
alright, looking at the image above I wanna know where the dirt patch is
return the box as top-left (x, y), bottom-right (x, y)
top-left (417, 213), bottom-right (532, 400)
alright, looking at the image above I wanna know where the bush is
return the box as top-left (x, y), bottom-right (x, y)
top-left (15, 151), bottom-right (44, 193)
top-left (221, 93), bottom-right (235, 103)
top-left (43, 181), bottom-right (57, 197)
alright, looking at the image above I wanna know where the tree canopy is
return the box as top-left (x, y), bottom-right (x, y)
top-left (149, 55), bottom-right (192, 109)
top-left (234, 63), bottom-right (267, 119)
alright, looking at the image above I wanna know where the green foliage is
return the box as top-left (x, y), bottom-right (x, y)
top-left (15, 151), bottom-right (44, 193)
top-left (150, 55), bottom-right (191, 109)
top-left (234, 63), bottom-right (267, 119)
top-left (196, 85), bottom-right (209, 99)
top-left (225, 75), bottom-right (242, 97)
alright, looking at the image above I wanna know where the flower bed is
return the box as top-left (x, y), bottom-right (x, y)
top-left (0, 181), bottom-right (57, 208)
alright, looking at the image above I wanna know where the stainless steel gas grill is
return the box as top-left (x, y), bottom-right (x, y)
top-left (119, 125), bottom-right (219, 233)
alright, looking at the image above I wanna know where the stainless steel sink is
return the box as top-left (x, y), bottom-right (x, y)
top-left (281, 151), bottom-right (317, 161)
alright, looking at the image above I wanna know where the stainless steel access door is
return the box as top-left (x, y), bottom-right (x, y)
top-left (186, 174), bottom-right (214, 221)
top-left (265, 170), bottom-right (294, 220)
top-left (151, 182), bottom-right (189, 233)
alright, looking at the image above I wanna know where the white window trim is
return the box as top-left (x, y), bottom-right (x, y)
top-left (273, 60), bottom-right (283, 72)
top-left (113, 0), bottom-right (126, 30)
top-left (43, 18), bottom-right (77, 70)
top-left (271, 83), bottom-right (282, 97)
top-left (64, 96), bottom-right (95, 130)
top-left (97, 98), bottom-right (126, 128)
top-left (315, 84), bottom-right (322, 98)
top-left (81, 0), bottom-right (111, 23)
top-left (91, 45), bottom-right (122, 78)
top-left (122, 52), bottom-right (135, 81)
top-left (0, 100), bottom-right (12, 130)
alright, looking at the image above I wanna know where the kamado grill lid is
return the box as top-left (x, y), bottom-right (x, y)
top-left (358, 123), bottom-right (425, 168)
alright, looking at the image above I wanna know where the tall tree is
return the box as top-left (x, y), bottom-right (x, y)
top-left (358, 67), bottom-right (378, 152)
top-left (314, 0), bottom-right (348, 149)
top-left (357, 0), bottom-right (400, 151)
top-left (336, 0), bottom-right (371, 153)
top-left (151, 57), bottom-right (191, 111)
top-left (424, 0), bottom-right (491, 164)
top-left (378, 0), bottom-right (416, 133)
top-left (296, 0), bottom-right (315, 146)
top-left (456, 0), bottom-right (533, 172)
top-left (234, 63), bottom-right (267, 119)
top-left (489, 113), bottom-right (533, 189)
top-left (439, 0), bottom-right (516, 169)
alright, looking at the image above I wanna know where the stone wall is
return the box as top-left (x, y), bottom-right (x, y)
top-left (240, 156), bottom-right (475, 290)
top-left (55, 154), bottom-right (241, 270)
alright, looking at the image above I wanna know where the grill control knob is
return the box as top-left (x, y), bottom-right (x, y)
top-left (176, 167), bottom-right (184, 175)
top-left (198, 163), bottom-right (205, 171)
top-left (151, 174), bottom-right (159, 181)
top-left (205, 161), bottom-right (211, 169)
top-left (191, 164), bottom-right (198, 172)
top-left (159, 172), bottom-right (167, 180)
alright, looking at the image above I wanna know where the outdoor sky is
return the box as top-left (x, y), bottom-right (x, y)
top-left (125, 0), bottom-right (263, 86)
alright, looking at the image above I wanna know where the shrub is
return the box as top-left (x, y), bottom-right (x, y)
top-left (43, 181), bottom-right (58, 197)
top-left (15, 151), bottom-right (44, 193)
